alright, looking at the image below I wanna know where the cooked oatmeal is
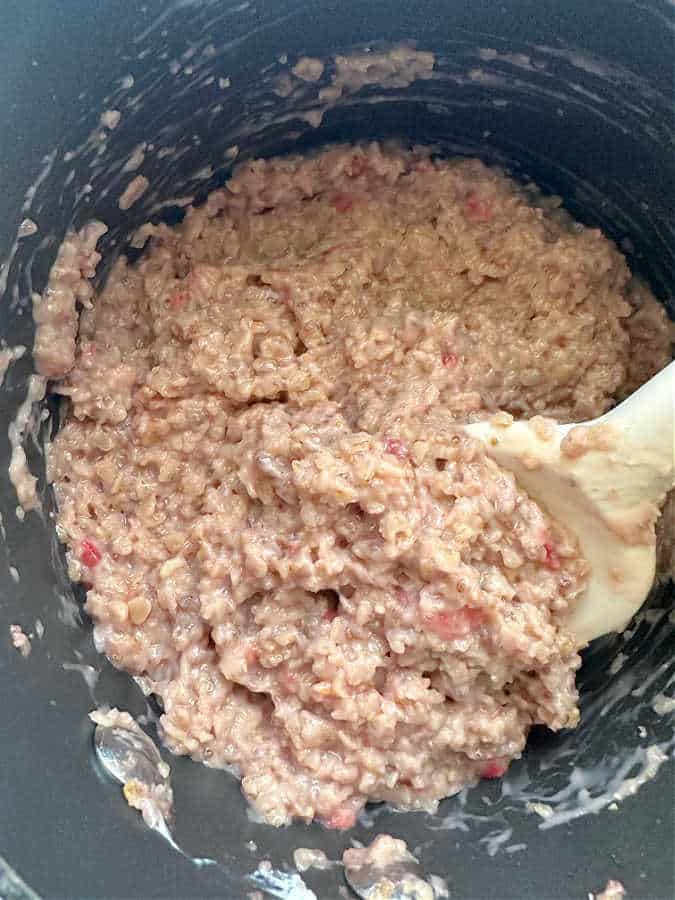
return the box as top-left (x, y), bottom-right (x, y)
top-left (41, 143), bottom-right (672, 827)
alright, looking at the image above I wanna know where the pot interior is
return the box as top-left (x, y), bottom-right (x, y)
top-left (0, 2), bottom-right (673, 898)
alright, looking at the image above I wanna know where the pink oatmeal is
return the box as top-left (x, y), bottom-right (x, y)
top-left (42, 144), bottom-right (672, 827)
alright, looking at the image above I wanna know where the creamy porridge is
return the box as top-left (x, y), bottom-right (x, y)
top-left (38, 144), bottom-right (672, 828)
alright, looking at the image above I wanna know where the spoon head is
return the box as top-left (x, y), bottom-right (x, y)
top-left (344, 857), bottom-right (434, 900)
top-left (94, 723), bottom-right (166, 788)
top-left (463, 416), bottom-right (660, 646)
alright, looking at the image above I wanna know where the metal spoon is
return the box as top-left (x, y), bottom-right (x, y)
top-left (94, 722), bottom-right (166, 788)
top-left (344, 851), bottom-right (436, 900)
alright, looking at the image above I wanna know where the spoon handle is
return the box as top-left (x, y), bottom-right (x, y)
top-left (598, 360), bottom-right (674, 488)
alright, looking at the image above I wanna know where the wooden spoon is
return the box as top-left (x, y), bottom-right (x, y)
top-left (464, 362), bottom-right (674, 646)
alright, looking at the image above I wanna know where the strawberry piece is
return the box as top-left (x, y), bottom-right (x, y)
top-left (332, 192), bottom-right (355, 213)
top-left (481, 759), bottom-right (508, 779)
top-left (323, 806), bottom-right (358, 830)
top-left (544, 542), bottom-right (561, 570)
top-left (80, 539), bottom-right (101, 568)
top-left (169, 289), bottom-right (190, 309)
top-left (384, 437), bottom-right (409, 459)
top-left (424, 606), bottom-right (486, 640)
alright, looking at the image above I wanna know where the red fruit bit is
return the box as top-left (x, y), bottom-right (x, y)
top-left (323, 806), bottom-right (358, 830)
top-left (442, 351), bottom-right (458, 368)
top-left (332, 192), bottom-right (355, 213)
top-left (245, 645), bottom-right (259, 667)
top-left (384, 437), bottom-right (409, 460)
top-left (481, 759), bottom-right (508, 779)
top-left (323, 606), bottom-right (338, 622)
top-left (544, 542), bottom-right (561, 570)
top-left (79, 539), bottom-right (102, 568)
top-left (169, 289), bottom-right (190, 309)
top-left (463, 192), bottom-right (494, 223)
top-left (425, 606), bottom-right (486, 641)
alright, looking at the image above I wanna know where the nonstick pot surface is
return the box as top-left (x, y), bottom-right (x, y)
top-left (0, 2), bottom-right (673, 898)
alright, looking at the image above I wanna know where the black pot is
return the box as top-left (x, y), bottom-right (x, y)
top-left (0, 2), bottom-right (673, 898)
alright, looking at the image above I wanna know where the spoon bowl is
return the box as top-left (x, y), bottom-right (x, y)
top-left (343, 835), bottom-right (438, 900)
top-left (94, 723), bottom-right (167, 789)
top-left (464, 361), bottom-right (674, 645)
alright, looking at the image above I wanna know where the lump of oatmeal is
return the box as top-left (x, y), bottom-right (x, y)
top-left (293, 847), bottom-right (332, 873)
top-left (43, 143), bottom-right (671, 828)
top-left (9, 624), bottom-right (31, 657)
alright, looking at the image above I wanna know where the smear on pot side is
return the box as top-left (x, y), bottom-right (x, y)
top-left (38, 144), bottom-right (672, 827)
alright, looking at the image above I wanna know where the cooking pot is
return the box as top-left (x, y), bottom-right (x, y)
top-left (0, 1), bottom-right (673, 898)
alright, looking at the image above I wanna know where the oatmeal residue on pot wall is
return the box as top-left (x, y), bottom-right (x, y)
top-left (651, 692), bottom-right (675, 715)
top-left (9, 624), bottom-right (31, 657)
top-left (17, 218), bottom-right (38, 239)
top-left (99, 109), bottom-right (122, 130)
top-left (323, 45), bottom-right (435, 100)
top-left (123, 143), bottom-right (148, 174)
top-left (32, 220), bottom-right (108, 378)
top-left (275, 46), bottom-right (436, 128)
top-left (0, 345), bottom-right (25, 386)
top-left (8, 375), bottom-right (46, 517)
top-left (292, 848), bottom-right (332, 873)
top-left (9, 220), bottom-right (108, 517)
top-left (118, 175), bottom-right (150, 210)
top-left (291, 57), bottom-right (324, 83)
